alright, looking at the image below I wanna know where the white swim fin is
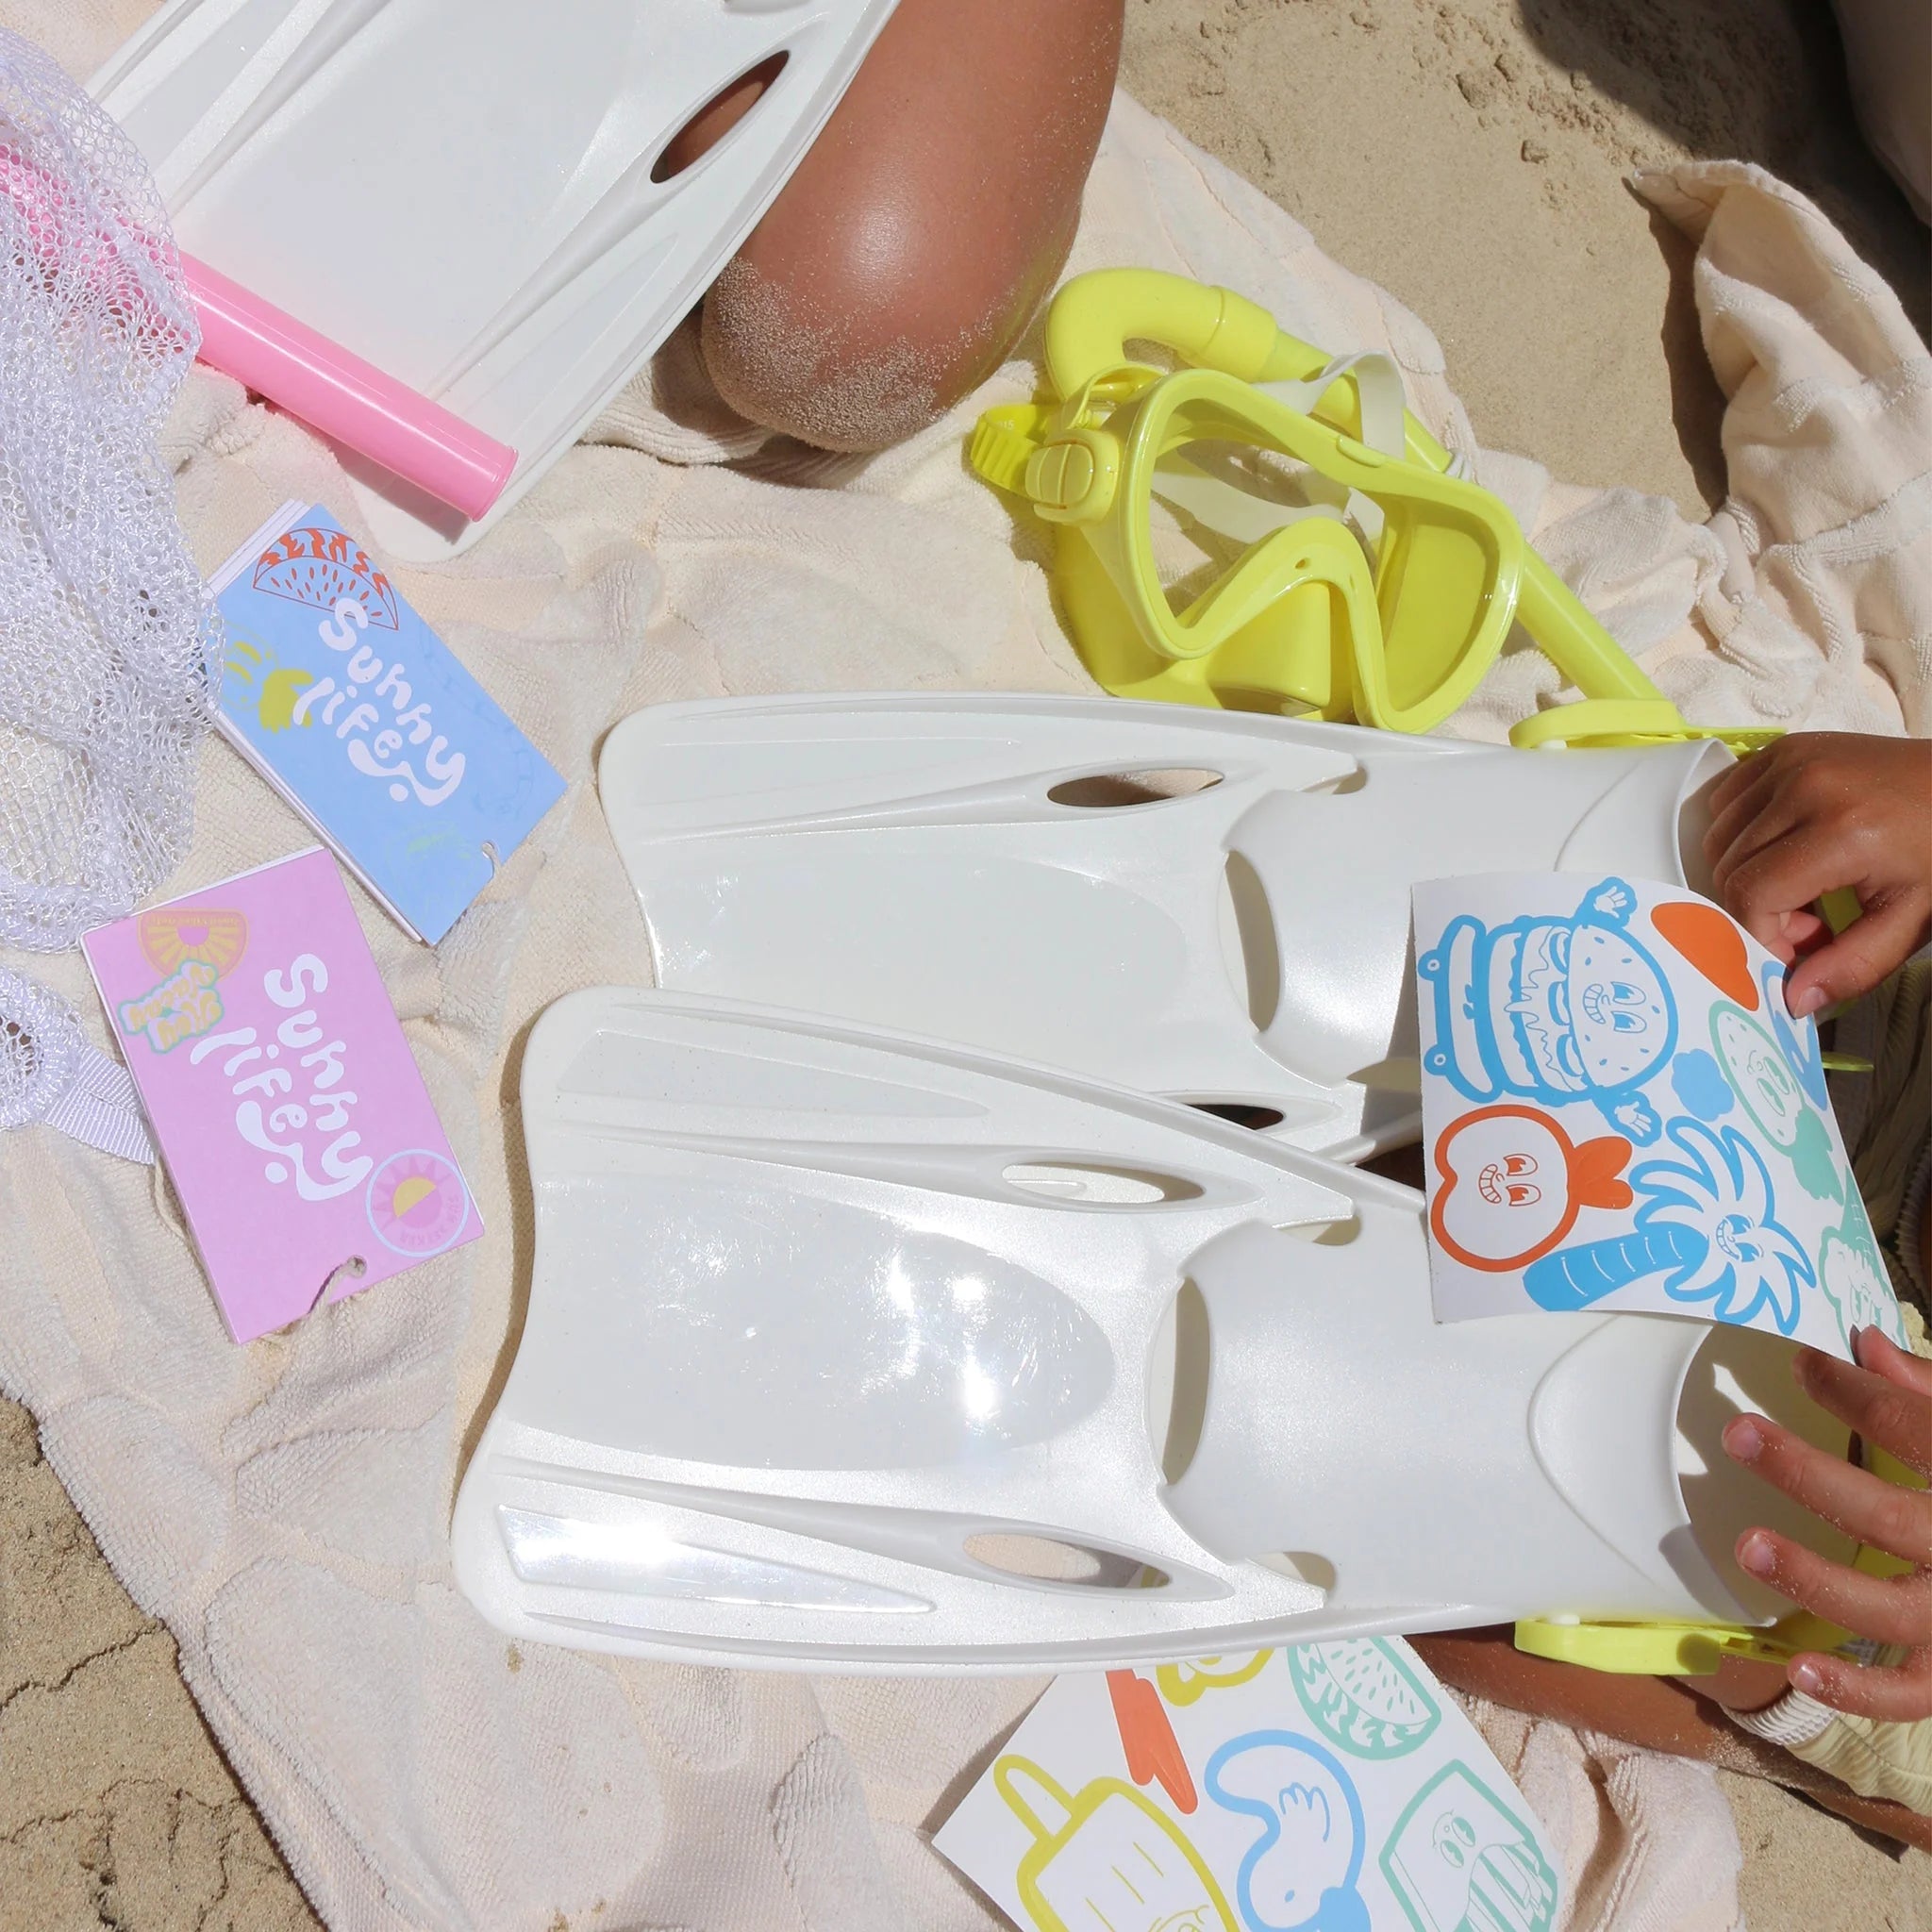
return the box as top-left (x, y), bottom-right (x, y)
top-left (451, 991), bottom-right (1843, 1673)
top-left (93, 0), bottom-right (898, 559)
top-left (600, 695), bottom-right (1732, 1160)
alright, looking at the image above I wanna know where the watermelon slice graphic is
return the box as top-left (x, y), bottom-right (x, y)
top-left (1289, 1639), bottom-right (1442, 1759)
top-left (252, 525), bottom-right (399, 629)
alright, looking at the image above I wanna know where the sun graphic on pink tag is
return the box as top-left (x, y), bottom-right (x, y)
top-left (138, 906), bottom-right (248, 977)
top-left (366, 1148), bottom-right (471, 1257)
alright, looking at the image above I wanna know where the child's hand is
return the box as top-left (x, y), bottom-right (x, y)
top-left (1720, 1327), bottom-right (1932, 1721)
top-left (1703, 732), bottom-right (1932, 1015)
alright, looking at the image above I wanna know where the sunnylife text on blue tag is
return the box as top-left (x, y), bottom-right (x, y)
top-left (212, 503), bottom-right (565, 945)
top-left (1411, 872), bottom-right (1904, 1363)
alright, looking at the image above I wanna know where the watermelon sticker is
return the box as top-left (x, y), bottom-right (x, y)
top-left (1289, 1639), bottom-right (1442, 1760)
top-left (253, 523), bottom-right (400, 630)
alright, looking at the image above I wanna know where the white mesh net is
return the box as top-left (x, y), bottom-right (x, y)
top-left (0, 25), bottom-right (215, 953)
top-left (0, 961), bottom-right (77, 1128)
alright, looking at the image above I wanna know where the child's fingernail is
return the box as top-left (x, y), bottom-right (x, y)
top-left (1739, 1531), bottom-right (1777, 1577)
top-left (1724, 1417), bottom-right (1764, 1461)
top-left (1791, 1660), bottom-right (1824, 1695)
top-left (1791, 985), bottom-right (1826, 1017)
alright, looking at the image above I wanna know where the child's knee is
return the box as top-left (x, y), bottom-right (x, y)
top-left (699, 213), bottom-right (1073, 453)
top-left (699, 0), bottom-right (1120, 452)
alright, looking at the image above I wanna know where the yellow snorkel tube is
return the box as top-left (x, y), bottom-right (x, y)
top-left (973, 270), bottom-right (1774, 750)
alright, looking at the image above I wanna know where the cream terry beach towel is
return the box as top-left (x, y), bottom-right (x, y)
top-left (0, 8), bottom-right (1927, 1927)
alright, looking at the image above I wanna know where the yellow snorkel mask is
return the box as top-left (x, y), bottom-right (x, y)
top-left (973, 270), bottom-right (1774, 750)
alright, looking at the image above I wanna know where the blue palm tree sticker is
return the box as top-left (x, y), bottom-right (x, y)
top-left (1524, 1117), bottom-right (1814, 1332)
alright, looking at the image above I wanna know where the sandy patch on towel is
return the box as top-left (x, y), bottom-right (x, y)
top-left (1, 1), bottom-right (1927, 1928)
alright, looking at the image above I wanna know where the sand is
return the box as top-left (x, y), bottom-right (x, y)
top-left (2, 1), bottom-right (1928, 1926)
top-left (1122, 0), bottom-right (1927, 521)
top-left (0, 1401), bottom-right (319, 1928)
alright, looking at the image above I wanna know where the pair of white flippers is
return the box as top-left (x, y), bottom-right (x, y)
top-left (454, 697), bottom-right (1848, 1671)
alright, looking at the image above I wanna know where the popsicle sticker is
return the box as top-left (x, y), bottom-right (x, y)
top-left (1157, 1654), bottom-right (1274, 1707)
top-left (1378, 1762), bottom-right (1557, 1932)
top-left (936, 1641), bottom-right (1561, 1932)
top-left (1110, 1669), bottom-right (1199, 1813)
top-left (994, 1756), bottom-right (1236, 1932)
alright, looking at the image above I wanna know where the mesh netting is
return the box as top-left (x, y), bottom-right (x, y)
top-left (0, 26), bottom-right (216, 951)
top-left (0, 961), bottom-right (78, 1127)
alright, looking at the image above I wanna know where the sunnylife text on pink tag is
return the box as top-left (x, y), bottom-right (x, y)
top-left (83, 848), bottom-right (480, 1342)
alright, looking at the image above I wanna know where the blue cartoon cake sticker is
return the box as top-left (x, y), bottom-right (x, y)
top-left (1413, 873), bottom-right (1902, 1359)
top-left (1418, 877), bottom-right (1674, 1144)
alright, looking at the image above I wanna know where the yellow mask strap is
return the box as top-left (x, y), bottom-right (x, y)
top-left (1508, 698), bottom-right (1783, 753)
top-left (967, 368), bottom-right (1160, 499)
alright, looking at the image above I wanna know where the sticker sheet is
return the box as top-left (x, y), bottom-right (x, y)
top-left (934, 1641), bottom-right (1559, 1932)
top-left (213, 501), bottom-right (565, 944)
top-left (83, 848), bottom-right (482, 1341)
top-left (1413, 873), bottom-right (1902, 1361)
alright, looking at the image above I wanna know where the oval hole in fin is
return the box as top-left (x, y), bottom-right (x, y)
top-left (1306, 765), bottom-right (1367, 795)
top-left (1351, 1056), bottom-right (1423, 1091)
top-left (1002, 1161), bottom-right (1204, 1205)
top-left (1281, 1215), bottom-right (1361, 1246)
top-left (652, 51), bottom-right (790, 182)
top-left (1189, 1099), bottom-right (1287, 1131)
top-left (963, 1533), bottom-right (1168, 1591)
top-left (1048, 767), bottom-right (1223, 808)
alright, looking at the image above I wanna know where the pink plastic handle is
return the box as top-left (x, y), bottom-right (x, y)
top-left (183, 253), bottom-right (517, 523)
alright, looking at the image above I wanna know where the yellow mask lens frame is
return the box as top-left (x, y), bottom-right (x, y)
top-left (1108, 368), bottom-right (1526, 731)
top-left (973, 269), bottom-right (1771, 752)
top-left (997, 365), bottom-right (1525, 730)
